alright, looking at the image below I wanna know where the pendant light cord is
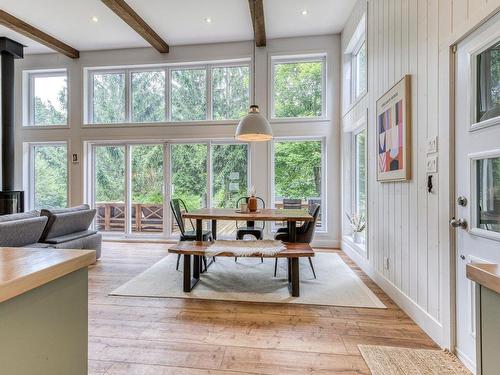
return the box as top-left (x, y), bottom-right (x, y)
top-left (252, 0), bottom-right (256, 104)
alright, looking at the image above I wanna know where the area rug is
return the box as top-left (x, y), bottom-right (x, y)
top-left (110, 252), bottom-right (385, 308)
top-left (358, 345), bottom-right (472, 375)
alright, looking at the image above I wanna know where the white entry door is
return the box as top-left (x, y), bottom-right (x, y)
top-left (454, 12), bottom-right (500, 371)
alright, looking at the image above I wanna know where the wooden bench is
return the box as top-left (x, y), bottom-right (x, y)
top-left (168, 241), bottom-right (315, 297)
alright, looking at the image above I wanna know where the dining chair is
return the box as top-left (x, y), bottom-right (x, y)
top-left (235, 196), bottom-right (265, 262)
top-left (282, 198), bottom-right (302, 209)
top-left (274, 203), bottom-right (320, 279)
top-left (170, 198), bottom-right (213, 271)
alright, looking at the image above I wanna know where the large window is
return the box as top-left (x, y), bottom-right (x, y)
top-left (26, 70), bottom-right (68, 126)
top-left (271, 55), bottom-right (326, 119)
top-left (85, 60), bottom-right (250, 124)
top-left (353, 41), bottom-right (367, 99)
top-left (344, 15), bottom-right (367, 108)
top-left (272, 138), bottom-right (325, 230)
top-left (30, 143), bottom-right (68, 210)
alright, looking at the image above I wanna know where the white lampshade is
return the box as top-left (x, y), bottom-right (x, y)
top-left (235, 105), bottom-right (273, 141)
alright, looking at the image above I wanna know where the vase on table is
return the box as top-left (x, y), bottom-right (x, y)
top-left (248, 196), bottom-right (258, 212)
top-left (353, 231), bottom-right (363, 244)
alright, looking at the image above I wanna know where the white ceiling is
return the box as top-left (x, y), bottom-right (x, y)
top-left (0, 0), bottom-right (356, 55)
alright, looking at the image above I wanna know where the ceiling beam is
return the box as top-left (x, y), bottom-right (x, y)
top-left (101, 0), bottom-right (169, 53)
top-left (0, 9), bottom-right (79, 58)
top-left (248, 0), bottom-right (266, 47)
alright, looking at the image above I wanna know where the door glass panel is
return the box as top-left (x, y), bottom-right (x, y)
top-left (170, 144), bottom-right (208, 235)
top-left (33, 144), bottom-right (68, 210)
top-left (94, 146), bottom-right (125, 233)
top-left (211, 143), bottom-right (249, 237)
top-left (476, 157), bottom-right (500, 233)
top-left (476, 41), bottom-right (500, 123)
top-left (131, 145), bottom-right (164, 234)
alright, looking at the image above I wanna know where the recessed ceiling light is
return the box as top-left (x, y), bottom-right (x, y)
top-left (301, 9), bottom-right (308, 15)
top-left (91, 16), bottom-right (99, 23)
top-left (204, 17), bottom-right (212, 23)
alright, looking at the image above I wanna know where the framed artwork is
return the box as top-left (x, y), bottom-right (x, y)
top-left (376, 75), bottom-right (412, 182)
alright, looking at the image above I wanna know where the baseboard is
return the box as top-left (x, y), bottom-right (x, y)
top-left (312, 239), bottom-right (341, 248)
top-left (455, 347), bottom-right (476, 374)
top-left (342, 240), bottom-right (445, 348)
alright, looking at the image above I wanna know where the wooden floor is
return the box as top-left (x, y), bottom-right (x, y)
top-left (88, 242), bottom-right (438, 375)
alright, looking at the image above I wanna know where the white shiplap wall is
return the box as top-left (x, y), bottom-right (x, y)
top-left (341, 0), bottom-right (500, 348)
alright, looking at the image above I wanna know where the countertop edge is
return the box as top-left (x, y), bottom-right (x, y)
top-left (0, 249), bottom-right (96, 303)
top-left (466, 263), bottom-right (500, 295)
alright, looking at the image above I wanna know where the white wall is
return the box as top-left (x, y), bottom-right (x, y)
top-left (12, 35), bottom-right (341, 247)
top-left (341, 0), bottom-right (500, 349)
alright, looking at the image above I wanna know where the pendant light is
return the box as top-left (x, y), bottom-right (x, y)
top-left (235, 2), bottom-right (273, 142)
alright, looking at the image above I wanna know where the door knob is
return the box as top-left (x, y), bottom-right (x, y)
top-left (450, 218), bottom-right (467, 229)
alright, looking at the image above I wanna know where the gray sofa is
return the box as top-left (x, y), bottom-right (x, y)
top-left (0, 205), bottom-right (101, 259)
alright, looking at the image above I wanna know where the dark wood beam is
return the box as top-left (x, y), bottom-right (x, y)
top-left (0, 9), bottom-right (79, 58)
top-left (101, 0), bottom-right (169, 53)
top-left (248, 0), bottom-right (266, 47)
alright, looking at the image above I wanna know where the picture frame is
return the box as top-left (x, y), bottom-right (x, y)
top-left (376, 74), bottom-right (412, 182)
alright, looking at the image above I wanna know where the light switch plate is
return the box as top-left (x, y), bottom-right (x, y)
top-left (427, 136), bottom-right (438, 154)
top-left (427, 156), bottom-right (438, 173)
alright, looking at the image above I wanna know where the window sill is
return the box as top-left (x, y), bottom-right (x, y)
top-left (82, 120), bottom-right (239, 128)
top-left (21, 125), bottom-right (70, 130)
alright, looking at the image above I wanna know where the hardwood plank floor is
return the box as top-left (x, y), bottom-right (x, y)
top-left (88, 242), bottom-right (438, 374)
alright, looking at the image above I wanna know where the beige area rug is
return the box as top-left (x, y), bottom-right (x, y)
top-left (110, 252), bottom-right (385, 308)
top-left (358, 345), bottom-right (472, 375)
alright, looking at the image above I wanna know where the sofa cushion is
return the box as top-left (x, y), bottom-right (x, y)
top-left (0, 216), bottom-right (48, 247)
top-left (40, 209), bottom-right (96, 241)
top-left (40, 204), bottom-right (89, 216)
top-left (44, 229), bottom-right (97, 244)
top-left (0, 210), bottom-right (40, 223)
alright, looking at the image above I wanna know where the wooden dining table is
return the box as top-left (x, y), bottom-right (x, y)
top-left (182, 207), bottom-right (313, 242)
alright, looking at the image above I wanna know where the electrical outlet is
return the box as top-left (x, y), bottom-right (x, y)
top-left (427, 136), bottom-right (438, 154)
top-left (427, 156), bottom-right (438, 173)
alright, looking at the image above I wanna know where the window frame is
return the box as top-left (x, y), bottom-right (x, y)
top-left (28, 141), bottom-right (70, 210)
top-left (24, 69), bottom-right (69, 127)
top-left (352, 126), bottom-right (367, 221)
top-left (269, 54), bottom-right (327, 121)
top-left (352, 39), bottom-right (367, 100)
top-left (86, 138), bottom-right (251, 240)
top-left (270, 136), bottom-right (327, 232)
top-left (84, 59), bottom-right (251, 126)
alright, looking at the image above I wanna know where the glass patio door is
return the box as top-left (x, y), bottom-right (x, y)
top-left (92, 143), bottom-right (165, 236)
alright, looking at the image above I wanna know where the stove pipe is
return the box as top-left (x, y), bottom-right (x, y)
top-left (0, 37), bottom-right (23, 191)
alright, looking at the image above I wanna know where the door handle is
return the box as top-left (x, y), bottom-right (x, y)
top-left (450, 218), bottom-right (467, 229)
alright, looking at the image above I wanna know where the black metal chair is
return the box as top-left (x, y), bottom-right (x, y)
top-left (170, 198), bottom-right (212, 271)
top-left (235, 196), bottom-right (265, 262)
top-left (274, 203), bottom-right (320, 279)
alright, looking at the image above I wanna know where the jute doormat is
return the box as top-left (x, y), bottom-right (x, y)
top-left (358, 345), bottom-right (472, 375)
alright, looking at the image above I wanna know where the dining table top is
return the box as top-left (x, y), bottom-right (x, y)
top-left (182, 207), bottom-right (313, 222)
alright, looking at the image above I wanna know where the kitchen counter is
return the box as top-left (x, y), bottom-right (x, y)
top-left (466, 263), bottom-right (500, 295)
top-left (0, 247), bottom-right (95, 375)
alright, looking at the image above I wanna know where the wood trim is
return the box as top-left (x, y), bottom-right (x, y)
top-left (101, 0), bottom-right (169, 53)
top-left (248, 0), bottom-right (266, 47)
top-left (0, 248), bottom-right (96, 303)
top-left (0, 9), bottom-right (80, 58)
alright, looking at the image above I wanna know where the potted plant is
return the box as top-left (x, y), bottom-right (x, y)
top-left (346, 212), bottom-right (366, 244)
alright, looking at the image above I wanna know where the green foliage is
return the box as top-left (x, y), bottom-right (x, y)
top-left (211, 144), bottom-right (248, 208)
top-left (93, 73), bottom-right (126, 123)
top-left (274, 141), bottom-right (322, 200)
top-left (171, 69), bottom-right (206, 121)
top-left (132, 71), bottom-right (166, 122)
top-left (34, 145), bottom-right (67, 209)
top-left (132, 145), bottom-right (164, 204)
top-left (212, 66), bottom-right (249, 120)
top-left (273, 61), bottom-right (323, 118)
top-left (95, 146), bottom-right (125, 203)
